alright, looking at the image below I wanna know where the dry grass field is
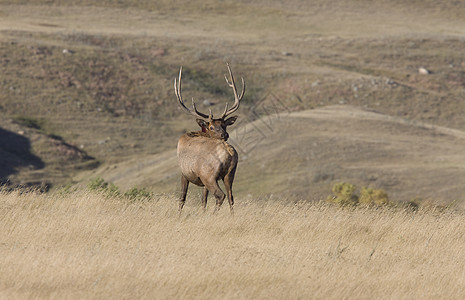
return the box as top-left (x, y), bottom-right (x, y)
top-left (1, 190), bottom-right (465, 299)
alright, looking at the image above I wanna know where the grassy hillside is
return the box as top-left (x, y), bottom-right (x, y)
top-left (1, 190), bottom-right (465, 299)
top-left (1, 0), bottom-right (465, 204)
top-left (88, 105), bottom-right (465, 207)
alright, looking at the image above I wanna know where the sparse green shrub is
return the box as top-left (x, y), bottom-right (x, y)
top-left (106, 183), bottom-right (121, 198)
top-left (12, 115), bottom-right (44, 130)
top-left (359, 187), bottom-right (389, 206)
top-left (327, 182), bottom-right (358, 206)
top-left (57, 183), bottom-right (76, 195)
top-left (88, 177), bottom-right (107, 191)
top-left (405, 197), bottom-right (421, 211)
top-left (88, 177), bottom-right (120, 198)
top-left (88, 177), bottom-right (152, 201)
top-left (124, 187), bottom-right (153, 202)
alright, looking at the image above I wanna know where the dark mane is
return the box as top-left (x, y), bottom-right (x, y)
top-left (186, 131), bottom-right (210, 138)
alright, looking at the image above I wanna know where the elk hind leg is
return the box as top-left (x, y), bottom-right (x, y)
top-left (223, 172), bottom-right (235, 214)
top-left (179, 175), bottom-right (189, 212)
top-left (202, 186), bottom-right (209, 211)
top-left (203, 180), bottom-right (225, 212)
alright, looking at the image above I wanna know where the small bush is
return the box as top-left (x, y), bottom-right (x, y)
top-left (88, 177), bottom-right (120, 198)
top-left (57, 183), bottom-right (77, 195)
top-left (327, 182), bottom-right (389, 207)
top-left (88, 178), bottom-right (152, 201)
top-left (88, 177), bottom-right (108, 191)
top-left (13, 115), bottom-right (44, 130)
top-left (359, 187), bottom-right (389, 206)
top-left (106, 183), bottom-right (121, 198)
top-left (327, 182), bottom-right (358, 206)
top-left (124, 187), bottom-right (153, 202)
top-left (404, 198), bottom-right (421, 211)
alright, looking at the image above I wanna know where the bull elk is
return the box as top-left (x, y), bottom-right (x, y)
top-left (174, 63), bottom-right (245, 213)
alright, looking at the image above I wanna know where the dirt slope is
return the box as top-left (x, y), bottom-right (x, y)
top-left (83, 105), bottom-right (465, 207)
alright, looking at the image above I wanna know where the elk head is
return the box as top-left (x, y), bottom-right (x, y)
top-left (174, 63), bottom-right (245, 141)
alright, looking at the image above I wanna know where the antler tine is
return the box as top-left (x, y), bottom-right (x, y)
top-left (192, 98), bottom-right (212, 120)
top-left (174, 66), bottom-right (210, 119)
top-left (174, 67), bottom-right (189, 114)
top-left (220, 103), bottom-right (229, 119)
top-left (222, 62), bottom-right (245, 118)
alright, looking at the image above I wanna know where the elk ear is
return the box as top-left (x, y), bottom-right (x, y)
top-left (224, 116), bottom-right (238, 126)
top-left (196, 119), bottom-right (208, 129)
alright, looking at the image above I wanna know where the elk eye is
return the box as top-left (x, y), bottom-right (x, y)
top-left (209, 126), bottom-right (214, 130)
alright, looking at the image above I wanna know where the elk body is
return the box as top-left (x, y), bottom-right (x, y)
top-left (175, 63), bottom-right (245, 213)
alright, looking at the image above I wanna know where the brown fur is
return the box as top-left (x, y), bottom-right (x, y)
top-left (177, 131), bottom-right (238, 213)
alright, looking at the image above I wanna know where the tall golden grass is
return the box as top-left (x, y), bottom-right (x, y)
top-left (1, 190), bottom-right (465, 299)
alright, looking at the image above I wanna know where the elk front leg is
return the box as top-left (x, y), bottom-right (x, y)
top-left (202, 186), bottom-right (209, 211)
top-left (179, 175), bottom-right (189, 212)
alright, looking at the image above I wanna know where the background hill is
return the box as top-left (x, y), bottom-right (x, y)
top-left (1, 0), bottom-right (465, 206)
top-left (83, 105), bottom-right (465, 207)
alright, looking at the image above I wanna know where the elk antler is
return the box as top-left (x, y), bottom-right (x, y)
top-left (220, 62), bottom-right (245, 119)
top-left (174, 66), bottom-right (212, 119)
